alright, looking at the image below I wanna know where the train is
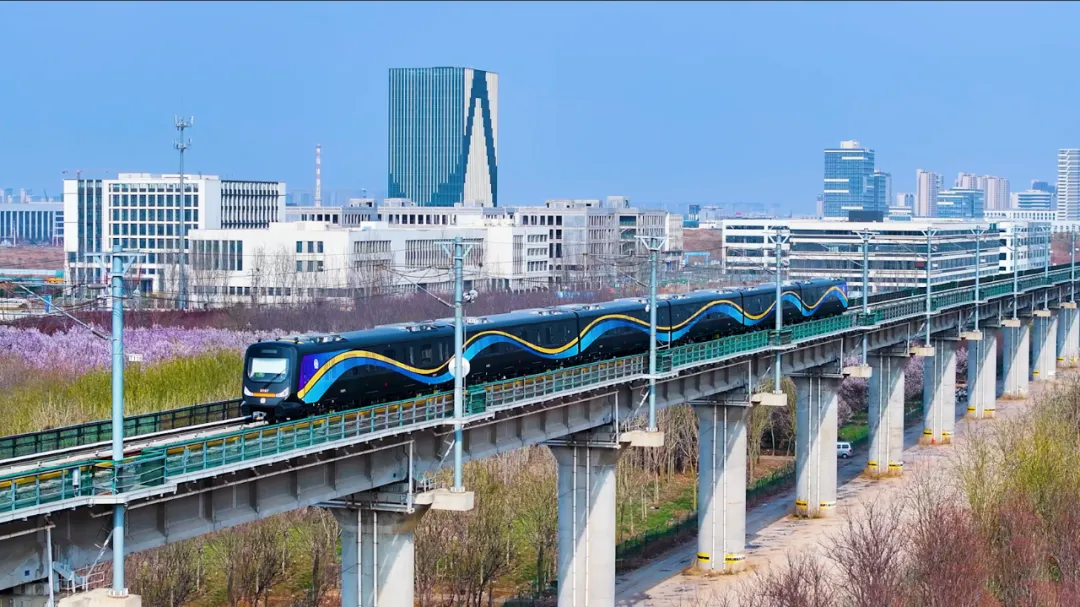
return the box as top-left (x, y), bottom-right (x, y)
top-left (241, 278), bottom-right (849, 421)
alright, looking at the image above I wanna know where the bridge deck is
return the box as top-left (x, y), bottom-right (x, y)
top-left (0, 264), bottom-right (1073, 516)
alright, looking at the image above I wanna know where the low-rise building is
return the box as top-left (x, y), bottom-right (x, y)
top-left (373, 196), bottom-right (681, 287)
top-left (996, 221), bottom-right (1052, 274)
top-left (720, 218), bottom-right (1000, 294)
top-left (0, 202), bottom-right (63, 245)
top-left (1010, 190), bottom-right (1055, 212)
top-left (284, 205), bottom-right (342, 225)
top-left (64, 174), bottom-right (286, 294)
top-left (187, 219), bottom-right (551, 306)
top-left (985, 209), bottom-right (1058, 222)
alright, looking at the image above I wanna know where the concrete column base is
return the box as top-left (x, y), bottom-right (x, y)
top-left (334, 507), bottom-right (427, 607)
top-left (866, 353), bottom-right (905, 478)
top-left (694, 399), bottom-right (747, 573)
top-left (1032, 313), bottom-right (1058, 381)
top-left (550, 441), bottom-right (620, 607)
top-left (1003, 321), bottom-right (1030, 399)
top-left (1058, 307), bottom-right (1079, 368)
top-left (58, 589), bottom-right (141, 607)
top-left (921, 339), bottom-right (956, 446)
top-left (965, 334), bottom-right (997, 420)
top-left (793, 374), bottom-right (839, 519)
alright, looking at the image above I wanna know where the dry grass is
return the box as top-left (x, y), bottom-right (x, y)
top-left (0, 246), bottom-right (63, 269)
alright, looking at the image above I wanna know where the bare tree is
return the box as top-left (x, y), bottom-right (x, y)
top-left (735, 552), bottom-right (836, 607)
top-left (514, 451), bottom-right (559, 595)
top-left (296, 508), bottom-right (340, 607)
top-left (828, 499), bottom-right (906, 607)
top-left (213, 516), bottom-right (290, 607)
top-left (128, 538), bottom-right (206, 607)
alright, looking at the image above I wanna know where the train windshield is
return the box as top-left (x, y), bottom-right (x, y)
top-left (248, 357), bottom-right (289, 381)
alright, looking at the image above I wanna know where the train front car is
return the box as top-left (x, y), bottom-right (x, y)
top-left (241, 341), bottom-right (301, 421)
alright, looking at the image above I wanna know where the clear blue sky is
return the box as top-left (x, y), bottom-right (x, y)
top-left (2, 1), bottom-right (1078, 213)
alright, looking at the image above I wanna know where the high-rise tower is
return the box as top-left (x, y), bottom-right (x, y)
top-left (822, 140), bottom-right (877, 217)
top-left (314, 144), bottom-right (322, 207)
top-left (1058, 149), bottom-right (1080, 220)
top-left (388, 67), bottom-right (499, 207)
top-left (915, 169), bottom-right (942, 217)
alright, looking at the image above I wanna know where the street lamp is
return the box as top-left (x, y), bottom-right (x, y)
top-left (855, 229), bottom-right (874, 364)
top-left (768, 227), bottom-right (790, 395)
top-left (971, 225), bottom-right (988, 332)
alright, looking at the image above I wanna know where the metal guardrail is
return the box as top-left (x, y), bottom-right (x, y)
top-left (3, 265), bottom-right (1080, 515)
top-left (154, 393), bottom-right (455, 478)
top-left (666, 331), bottom-right (770, 369)
top-left (790, 314), bottom-right (858, 342)
top-left (0, 399), bottom-right (243, 461)
top-left (472, 355), bottom-right (647, 410)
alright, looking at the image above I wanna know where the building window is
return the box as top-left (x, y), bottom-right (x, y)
top-left (316, 260), bottom-right (324, 272)
top-left (307, 241), bottom-right (314, 253)
top-left (317, 241), bottom-right (324, 253)
top-left (296, 260), bottom-right (303, 272)
top-left (296, 241), bottom-right (303, 253)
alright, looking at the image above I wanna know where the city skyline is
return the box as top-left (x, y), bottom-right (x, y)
top-left (1, 2), bottom-right (1079, 213)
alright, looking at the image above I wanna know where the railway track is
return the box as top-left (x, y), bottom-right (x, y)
top-left (0, 415), bottom-right (259, 477)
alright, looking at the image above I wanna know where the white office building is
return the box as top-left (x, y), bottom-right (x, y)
top-left (997, 221), bottom-right (1051, 274)
top-left (986, 208), bottom-right (1058, 222)
top-left (896, 193), bottom-right (914, 208)
top-left (1057, 149), bottom-right (1080, 220)
top-left (187, 219), bottom-right (550, 306)
top-left (284, 205), bottom-right (342, 225)
top-left (915, 169), bottom-right (941, 217)
top-left (720, 218), bottom-right (1000, 294)
top-left (64, 174), bottom-right (285, 294)
top-left (0, 202), bottom-right (63, 245)
top-left (1010, 190), bottom-right (1055, 212)
top-left (373, 196), bottom-right (681, 286)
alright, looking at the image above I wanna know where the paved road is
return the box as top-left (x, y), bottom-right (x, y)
top-left (613, 400), bottom-right (966, 606)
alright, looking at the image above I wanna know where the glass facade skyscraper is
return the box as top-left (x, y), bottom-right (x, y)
top-left (388, 67), bottom-right (499, 207)
top-left (872, 170), bottom-right (891, 212)
top-left (823, 141), bottom-right (878, 217)
top-left (936, 188), bottom-right (985, 219)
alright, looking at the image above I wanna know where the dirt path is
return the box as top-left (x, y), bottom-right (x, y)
top-left (614, 370), bottom-right (1072, 606)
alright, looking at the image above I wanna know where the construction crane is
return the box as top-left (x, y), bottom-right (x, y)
top-left (61, 169), bottom-right (118, 180)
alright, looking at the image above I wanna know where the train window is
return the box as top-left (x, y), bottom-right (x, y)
top-left (384, 347), bottom-right (396, 362)
top-left (420, 345), bottom-right (433, 365)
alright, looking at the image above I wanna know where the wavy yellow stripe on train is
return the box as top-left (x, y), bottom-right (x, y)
top-left (302, 286), bottom-right (846, 386)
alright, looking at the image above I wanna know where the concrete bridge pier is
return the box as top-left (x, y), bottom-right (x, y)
top-left (1002, 319), bottom-right (1030, 399)
top-left (866, 352), bottom-right (905, 477)
top-left (922, 339), bottom-right (956, 445)
top-left (693, 394), bottom-right (749, 572)
top-left (1032, 310), bottom-right (1057, 380)
top-left (334, 507), bottom-right (425, 607)
top-left (1062, 302), bottom-right (1080, 362)
top-left (332, 487), bottom-right (473, 607)
top-left (966, 331), bottom-right (997, 419)
top-left (793, 373), bottom-right (840, 518)
top-left (1058, 303), bottom-right (1079, 367)
top-left (549, 433), bottom-right (622, 607)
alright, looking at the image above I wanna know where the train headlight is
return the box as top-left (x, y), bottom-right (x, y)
top-left (243, 386), bottom-right (254, 397)
top-left (275, 387), bottom-right (291, 398)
